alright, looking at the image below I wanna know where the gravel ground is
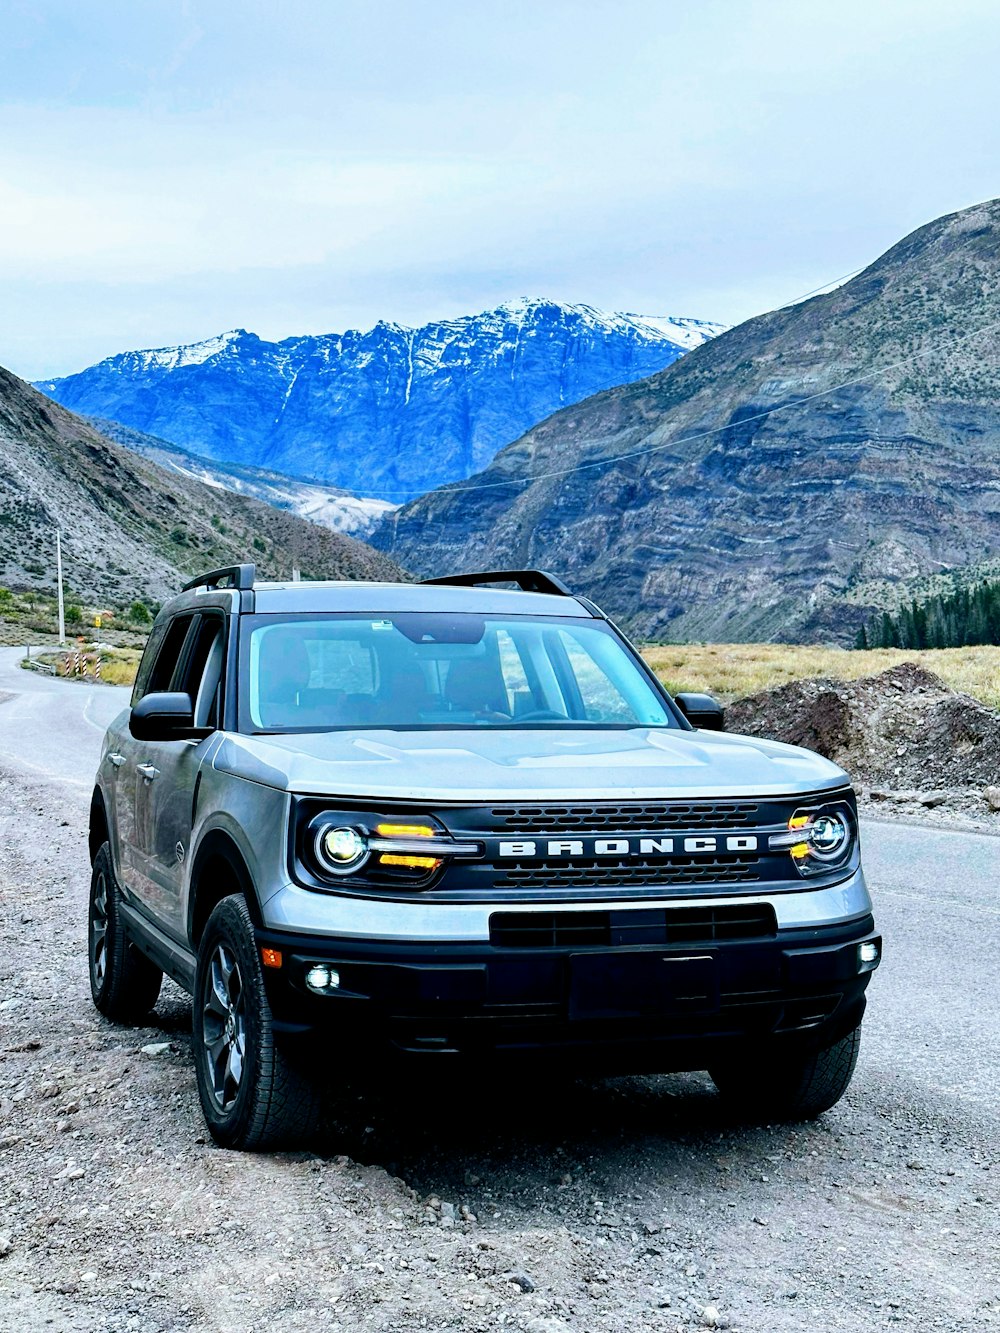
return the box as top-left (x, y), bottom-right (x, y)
top-left (1, 764), bottom-right (999, 1332)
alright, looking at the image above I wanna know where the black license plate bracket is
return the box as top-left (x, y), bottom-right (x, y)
top-left (569, 950), bottom-right (718, 1019)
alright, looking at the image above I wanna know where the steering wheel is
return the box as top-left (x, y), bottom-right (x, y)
top-left (516, 709), bottom-right (569, 722)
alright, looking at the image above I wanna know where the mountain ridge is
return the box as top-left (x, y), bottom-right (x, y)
top-left (35, 299), bottom-right (724, 499)
top-left (375, 199), bottom-right (1000, 643)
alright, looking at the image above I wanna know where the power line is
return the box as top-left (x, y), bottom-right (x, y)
top-left (773, 266), bottom-right (867, 310)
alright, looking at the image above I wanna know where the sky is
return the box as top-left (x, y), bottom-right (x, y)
top-left (3, 0), bottom-right (1000, 380)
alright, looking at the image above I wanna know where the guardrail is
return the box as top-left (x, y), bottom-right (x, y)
top-left (20, 657), bottom-right (56, 675)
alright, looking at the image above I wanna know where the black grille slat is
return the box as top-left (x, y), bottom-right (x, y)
top-left (489, 801), bottom-right (759, 835)
top-left (490, 903), bottom-right (776, 949)
top-left (492, 855), bottom-right (761, 891)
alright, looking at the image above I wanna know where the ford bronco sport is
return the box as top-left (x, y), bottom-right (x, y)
top-left (87, 565), bottom-right (880, 1149)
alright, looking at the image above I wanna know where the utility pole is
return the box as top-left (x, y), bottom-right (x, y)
top-left (56, 528), bottom-right (66, 644)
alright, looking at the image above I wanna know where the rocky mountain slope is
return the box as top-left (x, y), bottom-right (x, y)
top-left (90, 418), bottom-right (396, 538)
top-left (0, 366), bottom-right (402, 605)
top-left (35, 301), bottom-right (723, 498)
top-left (377, 199), bottom-right (1000, 643)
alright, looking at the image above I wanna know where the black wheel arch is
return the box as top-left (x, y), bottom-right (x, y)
top-left (89, 787), bottom-right (110, 866)
top-left (188, 829), bottom-right (264, 947)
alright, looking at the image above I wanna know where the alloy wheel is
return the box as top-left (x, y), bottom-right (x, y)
top-left (201, 944), bottom-right (247, 1112)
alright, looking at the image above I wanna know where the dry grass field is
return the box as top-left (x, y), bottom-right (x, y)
top-left (642, 642), bottom-right (1000, 710)
top-left (12, 633), bottom-right (1000, 711)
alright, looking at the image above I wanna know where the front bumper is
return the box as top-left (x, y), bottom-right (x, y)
top-left (256, 909), bottom-right (881, 1071)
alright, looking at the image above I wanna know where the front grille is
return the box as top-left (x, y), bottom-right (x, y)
top-left (490, 903), bottom-right (776, 949)
top-left (492, 854), bottom-right (760, 891)
top-left (489, 801), bottom-right (759, 835)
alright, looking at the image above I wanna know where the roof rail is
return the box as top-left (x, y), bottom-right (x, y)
top-left (420, 569), bottom-right (574, 597)
top-left (181, 563), bottom-right (256, 593)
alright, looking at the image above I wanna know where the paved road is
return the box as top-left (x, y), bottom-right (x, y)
top-left (0, 645), bottom-right (129, 789)
top-left (0, 659), bottom-right (997, 1331)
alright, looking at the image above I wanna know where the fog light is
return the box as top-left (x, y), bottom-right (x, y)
top-left (858, 940), bottom-right (881, 972)
top-left (305, 965), bottom-right (341, 992)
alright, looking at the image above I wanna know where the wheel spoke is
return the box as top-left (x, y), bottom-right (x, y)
top-left (225, 1041), bottom-right (243, 1092)
top-left (218, 946), bottom-right (235, 995)
top-left (207, 955), bottom-right (230, 1017)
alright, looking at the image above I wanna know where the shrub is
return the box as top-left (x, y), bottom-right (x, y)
top-left (128, 600), bottom-right (152, 625)
top-left (65, 604), bottom-right (83, 625)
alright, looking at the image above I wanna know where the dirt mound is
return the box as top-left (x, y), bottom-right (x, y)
top-left (726, 661), bottom-right (1000, 796)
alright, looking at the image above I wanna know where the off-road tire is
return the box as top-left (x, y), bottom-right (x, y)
top-left (88, 842), bottom-right (162, 1023)
top-left (193, 894), bottom-right (322, 1151)
top-left (709, 1025), bottom-right (862, 1121)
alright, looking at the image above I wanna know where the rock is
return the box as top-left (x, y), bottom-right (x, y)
top-left (701, 1308), bottom-right (726, 1329)
top-left (985, 786), bottom-right (1000, 811)
top-left (917, 790), bottom-right (949, 807)
top-left (507, 1271), bottom-right (536, 1293)
top-left (140, 1043), bottom-right (171, 1056)
top-left (0, 1234), bottom-right (12, 1257)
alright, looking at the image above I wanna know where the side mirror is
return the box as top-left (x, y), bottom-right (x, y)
top-left (129, 692), bottom-right (211, 742)
top-left (674, 691), bottom-right (725, 731)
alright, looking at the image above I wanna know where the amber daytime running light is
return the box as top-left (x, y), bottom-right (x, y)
top-left (308, 815), bottom-right (480, 879)
top-left (768, 805), bottom-right (855, 877)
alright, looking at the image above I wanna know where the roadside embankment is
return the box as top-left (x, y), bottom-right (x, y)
top-left (727, 662), bottom-right (1000, 828)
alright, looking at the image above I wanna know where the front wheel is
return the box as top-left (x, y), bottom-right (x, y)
top-left (193, 894), bottom-right (322, 1150)
top-left (88, 843), bottom-right (162, 1023)
top-left (708, 1025), bottom-right (862, 1121)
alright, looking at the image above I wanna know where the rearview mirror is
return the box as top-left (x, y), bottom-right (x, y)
top-left (129, 692), bottom-right (212, 742)
top-left (674, 692), bottom-right (725, 731)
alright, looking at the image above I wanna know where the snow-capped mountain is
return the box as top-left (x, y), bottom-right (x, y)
top-left (36, 300), bottom-right (725, 498)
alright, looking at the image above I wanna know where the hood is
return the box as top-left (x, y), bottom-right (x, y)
top-left (212, 725), bottom-right (849, 802)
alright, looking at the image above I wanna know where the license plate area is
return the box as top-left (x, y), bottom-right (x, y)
top-left (569, 950), bottom-right (718, 1019)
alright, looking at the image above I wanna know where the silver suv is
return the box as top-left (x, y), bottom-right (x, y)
top-left (87, 565), bottom-right (880, 1150)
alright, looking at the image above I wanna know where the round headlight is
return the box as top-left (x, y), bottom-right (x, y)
top-left (808, 813), bottom-right (849, 861)
top-left (314, 825), bottom-right (369, 874)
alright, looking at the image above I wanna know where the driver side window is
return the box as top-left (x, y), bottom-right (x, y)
top-left (133, 614), bottom-right (196, 705)
top-left (178, 615), bottom-right (227, 730)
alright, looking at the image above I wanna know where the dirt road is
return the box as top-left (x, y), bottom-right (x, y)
top-left (0, 658), bottom-right (997, 1332)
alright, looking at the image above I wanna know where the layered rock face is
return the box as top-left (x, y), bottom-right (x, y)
top-left (35, 302), bottom-right (722, 499)
top-left (377, 201), bottom-right (1000, 642)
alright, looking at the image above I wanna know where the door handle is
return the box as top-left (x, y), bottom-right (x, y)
top-left (137, 763), bottom-right (160, 781)
top-left (107, 752), bottom-right (126, 768)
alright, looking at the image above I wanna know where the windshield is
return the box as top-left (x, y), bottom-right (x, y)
top-left (239, 613), bottom-right (675, 732)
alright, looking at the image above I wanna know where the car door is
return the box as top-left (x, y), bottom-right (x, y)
top-left (132, 611), bottom-right (228, 941)
top-left (112, 613), bottom-right (194, 899)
